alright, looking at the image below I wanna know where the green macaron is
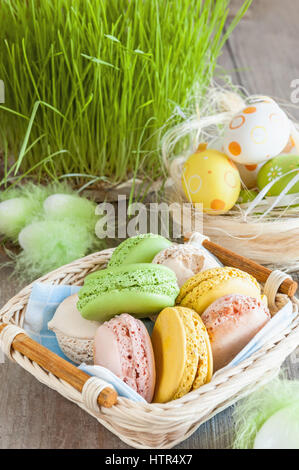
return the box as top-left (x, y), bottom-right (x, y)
top-left (77, 263), bottom-right (180, 321)
top-left (108, 233), bottom-right (172, 267)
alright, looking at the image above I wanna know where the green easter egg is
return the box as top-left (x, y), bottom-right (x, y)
top-left (257, 154), bottom-right (299, 196)
top-left (238, 189), bottom-right (259, 204)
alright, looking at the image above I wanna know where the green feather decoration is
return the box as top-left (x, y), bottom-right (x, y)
top-left (17, 219), bottom-right (102, 280)
top-left (0, 182), bottom-right (74, 241)
top-left (233, 378), bottom-right (299, 449)
top-left (0, 182), bottom-right (105, 280)
top-left (0, 197), bottom-right (35, 241)
top-left (43, 193), bottom-right (98, 232)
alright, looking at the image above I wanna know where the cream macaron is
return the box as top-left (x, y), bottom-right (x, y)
top-left (48, 294), bottom-right (101, 364)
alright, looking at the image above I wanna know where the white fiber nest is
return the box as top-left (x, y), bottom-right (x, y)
top-left (162, 85), bottom-right (299, 271)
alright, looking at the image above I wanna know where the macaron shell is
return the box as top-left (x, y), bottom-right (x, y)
top-left (172, 308), bottom-right (202, 400)
top-left (123, 314), bottom-right (156, 402)
top-left (152, 308), bottom-right (186, 403)
top-left (153, 245), bottom-right (205, 288)
top-left (202, 294), bottom-right (270, 371)
top-left (125, 237), bottom-right (172, 265)
top-left (94, 314), bottom-right (156, 402)
top-left (180, 277), bottom-right (261, 315)
top-left (55, 331), bottom-right (95, 365)
top-left (152, 307), bottom-right (212, 403)
top-left (48, 294), bottom-right (101, 338)
top-left (153, 243), bottom-right (221, 288)
top-left (108, 234), bottom-right (172, 267)
top-left (78, 264), bottom-right (180, 321)
top-left (94, 324), bottom-right (124, 378)
top-left (82, 262), bottom-right (175, 284)
top-left (177, 267), bottom-right (261, 315)
top-left (48, 293), bottom-right (101, 365)
top-left (80, 290), bottom-right (177, 321)
top-left (177, 268), bottom-right (259, 303)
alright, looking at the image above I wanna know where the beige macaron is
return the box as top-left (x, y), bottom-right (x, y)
top-left (48, 294), bottom-right (101, 364)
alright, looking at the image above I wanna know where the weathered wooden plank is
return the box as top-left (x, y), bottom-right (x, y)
top-left (226, 0), bottom-right (299, 119)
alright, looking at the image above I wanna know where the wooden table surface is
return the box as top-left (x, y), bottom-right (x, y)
top-left (1, 0), bottom-right (299, 449)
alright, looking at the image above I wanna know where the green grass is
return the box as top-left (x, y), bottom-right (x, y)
top-left (0, 0), bottom-right (251, 190)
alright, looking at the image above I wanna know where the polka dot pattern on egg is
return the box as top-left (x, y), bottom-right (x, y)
top-left (243, 106), bottom-right (257, 114)
top-left (210, 199), bottom-right (226, 211)
top-left (230, 115), bottom-right (245, 129)
top-left (223, 97), bottom-right (290, 165)
top-left (188, 175), bottom-right (202, 194)
top-left (181, 148), bottom-right (241, 214)
top-left (250, 126), bottom-right (268, 145)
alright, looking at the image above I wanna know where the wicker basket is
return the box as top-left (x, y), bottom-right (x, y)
top-left (1, 246), bottom-right (299, 449)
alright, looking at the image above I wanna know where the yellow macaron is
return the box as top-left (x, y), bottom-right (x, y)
top-left (151, 306), bottom-right (213, 403)
top-left (177, 267), bottom-right (261, 315)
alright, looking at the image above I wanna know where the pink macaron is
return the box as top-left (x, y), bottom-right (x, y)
top-left (201, 294), bottom-right (271, 371)
top-left (94, 314), bottom-right (156, 402)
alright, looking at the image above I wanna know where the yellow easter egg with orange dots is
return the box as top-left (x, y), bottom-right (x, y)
top-left (182, 148), bottom-right (241, 214)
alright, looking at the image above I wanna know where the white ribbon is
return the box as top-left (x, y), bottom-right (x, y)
top-left (244, 168), bottom-right (299, 221)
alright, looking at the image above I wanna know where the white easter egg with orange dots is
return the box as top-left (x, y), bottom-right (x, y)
top-left (223, 97), bottom-right (290, 165)
top-left (182, 148), bottom-right (241, 214)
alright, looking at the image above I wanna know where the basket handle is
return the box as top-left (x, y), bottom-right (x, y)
top-left (0, 323), bottom-right (118, 408)
top-left (184, 234), bottom-right (298, 297)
